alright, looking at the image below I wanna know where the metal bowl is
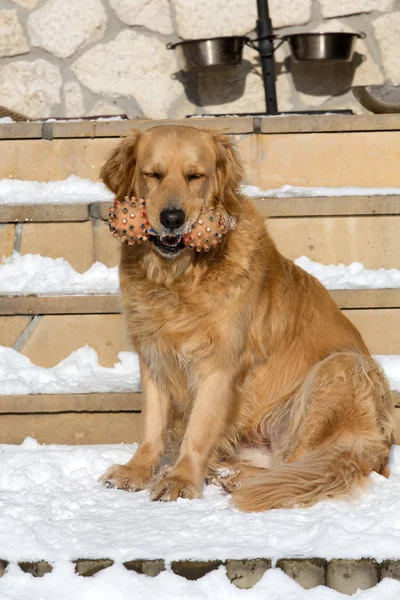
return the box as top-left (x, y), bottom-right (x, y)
top-left (351, 84), bottom-right (400, 113)
top-left (167, 36), bottom-right (247, 71)
top-left (283, 32), bottom-right (365, 63)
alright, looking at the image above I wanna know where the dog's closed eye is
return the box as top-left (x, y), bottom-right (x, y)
top-left (187, 173), bottom-right (205, 182)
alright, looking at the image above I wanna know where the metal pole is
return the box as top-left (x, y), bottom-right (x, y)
top-left (256, 0), bottom-right (278, 114)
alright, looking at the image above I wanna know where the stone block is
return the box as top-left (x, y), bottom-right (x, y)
top-left (276, 558), bottom-right (326, 589)
top-left (18, 561), bottom-right (52, 577)
top-left (321, 0), bottom-right (394, 18)
top-left (373, 13), bottom-right (400, 83)
top-left (237, 131), bottom-right (400, 189)
top-left (0, 9), bottom-right (29, 58)
top-left (171, 560), bottom-right (223, 580)
top-left (173, 0), bottom-right (311, 38)
top-left (0, 224), bottom-right (15, 258)
top-left (64, 81), bottom-right (85, 118)
top-left (20, 314), bottom-right (128, 368)
top-left (27, 0), bottom-right (107, 59)
top-left (381, 560), bottom-right (400, 581)
top-left (268, 216), bottom-right (400, 270)
top-left (93, 220), bottom-right (120, 268)
top-left (20, 222), bottom-right (94, 273)
top-left (326, 559), bottom-right (378, 594)
top-left (226, 559), bottom-right (271, 589)
top-left (74, 559), bottom-right (114, 577)
top-left (72, 31), bottom-right (183, 119)
top-left (0, 316), bottom-right (30, 347)
top-left (344, 309), bottom-right (400, 355)
top-left (0, 139), bottom-right (116, 182)
top-left (123, 559), bottom-right (165, 577)
top-left (10, 0), bottom-right (38, 7)
top-left (109, 0), bottom-right (173, 35)
top-left (0, 411), bottom-right (142, 445)
top-left (0, 60), bottom-right (61, 119)
top-left (87, 101), bottom-right (125, 117)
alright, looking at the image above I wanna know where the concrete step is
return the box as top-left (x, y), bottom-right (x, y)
top-left (2, 197), bottom-right (400, 272)
top-left (2, 115), bottom-right (400, 189)
top-left (0, 392), bottom-right (398, 446)
top-left (3, 289), bottom-right (400, 315)
top-left (2, 309), bottom-right (400, 367)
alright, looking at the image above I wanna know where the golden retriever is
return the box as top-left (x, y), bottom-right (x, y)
top-left (99, 125), bottom-right (394, 511)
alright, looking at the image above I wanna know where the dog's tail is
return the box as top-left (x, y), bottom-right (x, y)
top-left (232, 446), bottom-right (369, 512)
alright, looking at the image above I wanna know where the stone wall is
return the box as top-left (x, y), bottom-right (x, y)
top-left (0, 0), bottom-right (398, 119)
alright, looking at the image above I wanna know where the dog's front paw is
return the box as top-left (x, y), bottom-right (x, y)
top-left (150, 474), bottom-right (202, 502)
top-left (99, 463), bottom-right (153, 492)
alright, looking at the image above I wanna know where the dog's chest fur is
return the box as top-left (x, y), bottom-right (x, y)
top-left (121, 271), bottom-right (232, 398)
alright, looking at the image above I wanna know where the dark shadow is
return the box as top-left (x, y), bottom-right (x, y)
top-left (286, 52), bottom-right (365, 98)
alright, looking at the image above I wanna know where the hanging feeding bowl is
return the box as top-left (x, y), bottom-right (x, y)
top-left (283, 32), bottom-right (365, 63)
top-left (351, 84), bottom-right (400, 114)
top-left (167, 36), bottom-right (272, 71)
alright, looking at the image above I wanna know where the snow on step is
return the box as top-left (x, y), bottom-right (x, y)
top-left (0, 345), bottom-right (398, 395)
top-left (295, 257), bottom-right (400, 290)
top-left (0, 253), bottom-right (119, 295)
top-left (243, 184), bottom-right (400, 198)
top-left (0, 345), bottom-right (141, 395)
top-left (0, 175), bottom-right (113, 205)
top-left (2, 253), bottom-right (400, 296)
top-left (0, 439), bottom-right (400, 565)
top-left (1, 178), bottom-right (400, 206)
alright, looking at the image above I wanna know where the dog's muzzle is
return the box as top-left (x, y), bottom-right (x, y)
top-left (108, 197), bottom-right (228, 253)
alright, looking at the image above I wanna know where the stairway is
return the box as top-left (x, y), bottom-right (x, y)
top-left (1, 114), bottom-right (400, 444)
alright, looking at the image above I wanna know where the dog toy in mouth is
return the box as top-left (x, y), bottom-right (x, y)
top-left (108, 197), bottom-right (228, 252)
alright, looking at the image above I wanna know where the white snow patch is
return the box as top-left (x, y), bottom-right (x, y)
top-left (0, 345), bottom-right (141, 395)
top-left (0, 253), bottom-right (119, 296)
top-left (0, 117), bottom-right (14, 124)
top-left (3, 253), bottom-right (400, 297)
top-left (0, 562), bottom-right (399, 600)
top-left (0, 175), bottom-right (113, 205)
top-left (242, 184), bottom-right (400, 198)
top-left (0, 344), bottom-right (398, 396)
top-left (0, 440), bottom-right (399, 568)
top-left (295, 256), bottom-right (400, 290)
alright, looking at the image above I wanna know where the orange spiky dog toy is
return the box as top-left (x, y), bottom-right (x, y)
top-left (108, 197), bottom-right (228, 252)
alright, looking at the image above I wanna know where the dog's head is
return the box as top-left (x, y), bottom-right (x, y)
top-left (100, 125), bottom-right (244, 259)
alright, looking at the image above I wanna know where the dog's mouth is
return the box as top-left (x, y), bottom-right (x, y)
top-left (149, 234), bottom-right (186, 257)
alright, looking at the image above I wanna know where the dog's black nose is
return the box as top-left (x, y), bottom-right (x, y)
top-left (160, 208), bottom-right (185, 230)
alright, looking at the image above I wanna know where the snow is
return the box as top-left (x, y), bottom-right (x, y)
top-left (1, 562), bottom-right (399, 600)
top-left (3, 253), bottom-right (400, 297)
top-left (0, 345), bottom-right (398, 395)
top-left (0, 439), bottom-right (400, 569)
top-left (295, 256), bottom-right (400, 290)
top-left (0, 345), bottom-right (141, 395)
top-left (0, 175), bottom-right (113, 205)
top-left (0, 253), bottom-right (119, 296)
top-left (2, 177), bottom-right (400, 207)
top-left (243, 183), bottom-right (400, 198)
top-left (0, 117), bottom-right (14, 124)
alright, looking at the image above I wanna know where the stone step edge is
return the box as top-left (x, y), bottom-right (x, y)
top-left (2, 196), bottom-right (400, 223)
top-left (1, 114), bottom-right (400, 141)
top-left (1, 557), bottom-right (400, 592)
top-left (0, 393), bottom-right (142, 413)
top-left (3, 290), bottom-right (400, 316)
top-left (0, 392), bottom-right (399, 413)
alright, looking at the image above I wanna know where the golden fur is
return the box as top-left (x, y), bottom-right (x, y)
top-left (99, 125), bottom-right (394, 511)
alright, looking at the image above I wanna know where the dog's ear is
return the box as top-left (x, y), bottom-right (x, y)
top-left (212, 132), bottom-right (244, 216)
top-left (100, 130), bottom-right (141, 197)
